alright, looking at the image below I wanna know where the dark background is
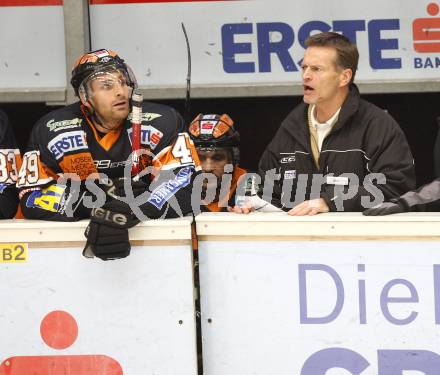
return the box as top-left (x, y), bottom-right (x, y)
top-left (3, 91), bottom-right (439, 186)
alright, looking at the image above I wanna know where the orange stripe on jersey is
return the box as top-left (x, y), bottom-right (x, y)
top-left (59, 152), bottom-right (98, 181)
top-left (14, 205), bottom-right (24, 219)
top-left (81, 105), bottom-right (123, 151)
top-left (14, 151), bottom-right (22, 171)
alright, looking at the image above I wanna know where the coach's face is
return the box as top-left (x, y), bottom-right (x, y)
top-left (301, 46), bottom-right (350, 107)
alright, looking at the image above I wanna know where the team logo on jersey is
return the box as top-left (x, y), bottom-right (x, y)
top-left (48, 130), bottom-right (88, 160)
top-left (147, 167), bottom-right (193, 209)
top-left (46, 118), bottom-right (83, 132)
top-left (127, 125), bottom-right (163, 150)
top-left (127, 112), bottom-right (162, 122)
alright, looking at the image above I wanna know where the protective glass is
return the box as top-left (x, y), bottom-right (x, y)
top-left (79, 65), bottom-right (137, 101)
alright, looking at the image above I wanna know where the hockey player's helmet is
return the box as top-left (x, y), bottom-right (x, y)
top-left (189, 113), bottom-right (240, 164)
top-left (70, 49), bottom-right (137, 97)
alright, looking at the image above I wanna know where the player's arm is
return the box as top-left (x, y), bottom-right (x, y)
top-left (0, 147), bottom-right (21, 219)
top-left (17, 123), bottom-right (100, 221)
top-left (133, 108), bottom-right (200, 219)
top-left (140, 132), bottom-right (200, 219)
top-left (0, 111), bottom-right (21, 219)
top-left (363, 178), bottom-right (440, 215)
top-left (17, 149), bottom-right (79, 221)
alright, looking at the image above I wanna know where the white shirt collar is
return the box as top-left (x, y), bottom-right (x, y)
top-left (310, 105), bottom-right (341, 152)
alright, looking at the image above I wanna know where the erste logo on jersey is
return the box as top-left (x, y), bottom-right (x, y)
top-left (48, 130), bottom-right (88, 160)
top-left (127, 125), bottom-right (163, 150)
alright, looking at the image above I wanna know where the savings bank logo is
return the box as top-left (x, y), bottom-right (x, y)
top-left (413, 2), bottom-right (440, 53)
top-left (413, 2), bottom-right (440, 69)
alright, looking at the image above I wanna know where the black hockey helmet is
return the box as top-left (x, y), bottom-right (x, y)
top-left (70, 49), bottom-right (137, 97)
top-left (188, 113), bottom-right (240, 164)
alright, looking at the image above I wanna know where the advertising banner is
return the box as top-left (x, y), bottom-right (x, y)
top-left (90, 0), bottom-right (440, 95)
top-left (0, 244), bottom-right (197, 375)
top-left (199, 240), bottom-right (440, 374)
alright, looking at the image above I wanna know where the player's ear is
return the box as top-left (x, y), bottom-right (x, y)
top-left (78, 84), bottom-right (90, 107)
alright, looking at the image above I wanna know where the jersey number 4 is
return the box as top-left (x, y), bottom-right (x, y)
top-left (171, 134), bottom-right (194, 165)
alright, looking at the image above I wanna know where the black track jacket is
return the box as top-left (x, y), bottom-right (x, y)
top-left (258, 85), bottom-right (416, 212)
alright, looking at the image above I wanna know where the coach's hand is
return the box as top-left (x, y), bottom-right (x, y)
top-left (288, 198), bottom-right (329, 216)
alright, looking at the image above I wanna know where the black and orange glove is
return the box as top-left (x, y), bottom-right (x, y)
top-left (82, 179), bottom-right (142, 260)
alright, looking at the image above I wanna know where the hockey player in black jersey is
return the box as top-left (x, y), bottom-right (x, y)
top-left (0, 109), bottom-right (21, 219)
top-left (17, 49), bottom-right (200, 259)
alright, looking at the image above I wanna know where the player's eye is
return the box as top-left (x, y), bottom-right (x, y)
top-left (98, 80), bottom-right (114, 90)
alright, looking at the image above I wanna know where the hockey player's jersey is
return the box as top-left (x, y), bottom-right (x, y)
top-left (0, 110), bottom-right (21, 219)
top-left (202, 166), bottom-right (247, 212)
top-left (17, 101), bottom-right (200, 220)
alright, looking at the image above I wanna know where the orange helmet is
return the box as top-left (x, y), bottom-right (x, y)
top-left (70, 49), bottom-right (137, 96)
top-left (189, 114), bottom-right (240, 164)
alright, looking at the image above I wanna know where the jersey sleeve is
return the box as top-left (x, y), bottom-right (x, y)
top-left (17, 114), bottom-right (92, 221)
top-left (0, 110), bottom-right (21, 218)
top-left (135, 106), bottom-right (201, 219)
top-left (152, 132), bottom-right (201, 172)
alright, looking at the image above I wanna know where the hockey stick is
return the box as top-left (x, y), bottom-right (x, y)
top-left (131, 90), bottom-right (143, 176)
top-left (181, 22), bottom-right (191, 125)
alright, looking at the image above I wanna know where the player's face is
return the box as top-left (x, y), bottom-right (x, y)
top-left (87, 70), bottom-right (130, 130)
top-left (197, 148), bottom-right (232, 192)
top-left (301, 46), bottom-right (349, 107)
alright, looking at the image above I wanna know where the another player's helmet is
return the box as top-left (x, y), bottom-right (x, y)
top-left (70, 49), bottom-right (137, 97)
top-left (188, 113), bottom-right (240, 165)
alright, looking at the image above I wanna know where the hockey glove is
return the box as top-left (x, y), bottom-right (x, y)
top-left (362, 198), bottom-right (408, 216)
top-left (83, 199), bottom-right (140, 260)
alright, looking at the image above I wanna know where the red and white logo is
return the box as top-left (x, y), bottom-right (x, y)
top-left (413, 2), bottom-right (440, 53)
top-left (200, 121), bottom-right (216, 135)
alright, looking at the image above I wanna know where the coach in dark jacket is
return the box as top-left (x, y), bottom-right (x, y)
top-left (258, 32), bottom-right (415, 215)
